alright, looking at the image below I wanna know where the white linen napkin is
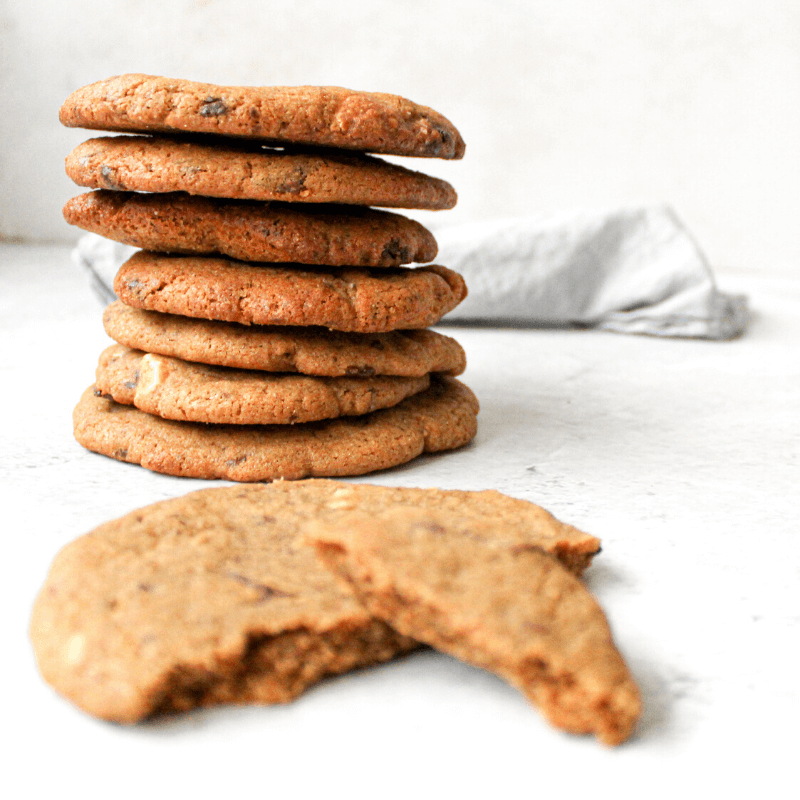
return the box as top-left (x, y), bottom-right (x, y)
top-left (73, 204), bottom-right (747, 339)
top-left (431, 205), bottom-right (747, 339)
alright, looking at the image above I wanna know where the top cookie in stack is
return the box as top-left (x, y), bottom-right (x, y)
top-left (61, 75), bottom-right (478, 481)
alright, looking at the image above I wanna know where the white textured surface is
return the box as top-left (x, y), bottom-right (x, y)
top-left (2, 244), bottom-right (798, 796)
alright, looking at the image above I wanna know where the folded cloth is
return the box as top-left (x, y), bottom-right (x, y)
top-left (73, 235), bottom-right (135, 306)
top-left (432, 205), bottom-right (748, 339)
top-left (73, 205), bottom-right (747, 340)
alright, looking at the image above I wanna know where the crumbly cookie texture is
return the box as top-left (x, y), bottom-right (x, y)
top-left (66, 136), bottom-right (457, 209)
top-left (94, 344), bottom-right (430, 425)
top-left (73, 377), bottom-right (479, 481)
top-left (29, 484), bottom-right (421, 723)
top-left (64, 191), bottom-right (437, 267)
top-left (114, 252), bottom-right (467, 333)
top-left (301, 483), bottom-right (601, 577)
top-left (102, 301), bottom-right (467, 377)
top-left (59, 75), bottom-right (465, 159)
top-left (30, 480), bottom-right (597, 722)
top-left (306, 510), bottom-right (641, 746)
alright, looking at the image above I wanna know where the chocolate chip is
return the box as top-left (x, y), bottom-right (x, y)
top-left (276, 166), bottom-right (308, 195)
top-left (525, 622), bottom-right (551, 635)
top-left (381, 238), bottom-right (411, 263)
top-left (100, 165), bottom-right (124, 190)
top-left (200, 97), bottom-right (228, 117)
top-left (226, 572), bottom-right (296, 602)
top-left (345, 365), bottom-right (376, 376)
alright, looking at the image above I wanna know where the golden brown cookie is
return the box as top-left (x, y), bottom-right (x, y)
top-left (114, 252), bottom-right (467, 333)
top-left (29, 484), bottom-right (421, 723)
top-left (63, 191), bottom-right (437, 267)
top-left (306, 509), bottom-right (642, 745)
top-left (59, 75), bottom-right (465, 159)
top-left (29, 480), bottom-right (597, 722)
top-left (301, 482), bottom-right (601, 577)
top-left (94, 344), bottom-right (430, 425)
top-left (102, 301), bottom-right (467, 377)
top-left (66, 136), bottom-right (458, 209)
top-left (73, 377), bottom-right (479, 480)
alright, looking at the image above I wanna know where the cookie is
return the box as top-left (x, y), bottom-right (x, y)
top-left (63, 191), bottom-right (437, 267)
top-left (302, 482), bottom-right (601, 577)
top-left (103, 301), bottom-right (467, 377)
top-left (306, 509), bottom-right (642, 745)
top-left (73, 376), bottom-right (479, 480)
top-left (59, 75), bottom-right (465, 159)
top-left (95, 344), bottom-right (430, 425)
top-left (66, 136), bottom-right (458, 209)
top-left (114, 252), bottom-right (467, 333)
top-left (29, 479), bottom-right (598, 722)
top-left (29, 483), bottom-right (421, 722)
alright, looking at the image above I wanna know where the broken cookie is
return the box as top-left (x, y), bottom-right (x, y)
top-left (30, 480), bottom-right (600, 722)
top-left (306, 507), bottom-right (641, 745)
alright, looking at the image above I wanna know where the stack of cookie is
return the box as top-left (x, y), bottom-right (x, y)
top-left (59, 74), bottom-right (478, 481)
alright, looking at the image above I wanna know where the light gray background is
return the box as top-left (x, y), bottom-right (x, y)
top-left (1, 0), bottom-right (798, 273)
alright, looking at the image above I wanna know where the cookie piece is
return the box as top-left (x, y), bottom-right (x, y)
top-left (114, 252), bottom-right (467, 333)
top-left (66, 136), bottom-right (458, 209)
top-left (303, 482), bottom-right (601, 577)
top-left (73, 377), bottom-right (479, 480)
top-left (103, 301), bottom-right (467, 377)
top-left (307, 510), bottom-right (642, 745)
top-left (29, 484), bottom-right (421, 722)
top-left (95, 344), bottom-right (430, 425)
top-left (63, 191), bottom-right (437, 267)
top-left (59, 75), bottom-right (465, 159)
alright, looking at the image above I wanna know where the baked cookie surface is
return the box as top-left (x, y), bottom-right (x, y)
top-left (73, 377), bottom-right (479, 480)
top-left (64, 191), bottom-right (437, 267)
top-left (307, 510), bottom-right (641, 745)
top-left (66, 136), bottom-right (457, 209)
top-left (95, 344), bottom-right (430, 424)
top-left (114, 252), bottom-right (467, 332)
top-left (59, 75), bottom-right (465, 159)
top-left (30, 479), bottom-right (597, 722)
top-left (103, 301), bottom-right (467, 377)
top-left (29, 483), bottom-right (420, 723)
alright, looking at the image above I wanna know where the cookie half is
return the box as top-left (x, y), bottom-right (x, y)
top-left (29, 483), bottom-right (420, 723)
top-left (103, 301), bottom-right (467, 377)
top-left (66, 136), bottom-right (457, 209)
top-left (306, 509), bottom-right (642, 746)
top-left (59, 75), bottom-right (465, 159)
top-left (73, 377), bottom-right (479, 480)
top-left (64, 191), bottom-right (437, 267)
top-left (114, 253), bottom-right (467, 333)
top-left (95, 344), bottom-right (430, 425)
top-left (302, 482), bottom-right (601, 577)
